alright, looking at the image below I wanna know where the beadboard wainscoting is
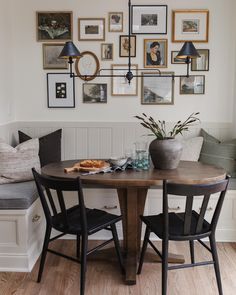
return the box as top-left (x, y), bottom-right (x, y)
top-left (0, 121), bottom-right (236, 252)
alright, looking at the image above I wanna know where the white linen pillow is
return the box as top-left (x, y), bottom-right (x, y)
top-left (0, 138), bottom-right (40, 184)
top-left (180, 136), bottom-right (203, 161)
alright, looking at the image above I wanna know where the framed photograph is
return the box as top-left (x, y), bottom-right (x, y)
top-left (172, 10), bottom-right (209, 42)
top-left (171, 51), bottom-right (186, 64)
top-left (108, 12), bottom-right (123, 32)
top-left (191, 49), bottom-right (209, 71)
top-left (101, 43), bottom-right (113, 60)
top-left (141, 72), bottom-right (174, 105)
top-left (78, 18), bottom-right (105, 41)
top-left (144, 39), bottom-right (168, 68)
top-left (47, 73), bottom-right (75, 108)
top-left (119, 35), bottom-right (136, 57)
top-left (180, 75), bottom-right (205, 95)
top-left (83, 83), bottom-right (107, 103)
top-left (43, 43), bottom-right (68, 69)
top-left (75, 51), bottom-right (100, 81)
top-left (36, 11), bottom-right (72, 42)
top-left (131, 5), bottom-right (167, 34)
top-left (111, 64), bottom-right (138, 96)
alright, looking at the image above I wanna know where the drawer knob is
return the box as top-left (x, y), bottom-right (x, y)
top-left (168, 206), bottom-right (180, 211)
top-left (32, 214), bottom-right (41, 222)
top-left (103, 205), bottom-right (118, 210)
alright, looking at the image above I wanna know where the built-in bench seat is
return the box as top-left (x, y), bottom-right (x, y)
top-left (0, 181), bottom-right (45, 272)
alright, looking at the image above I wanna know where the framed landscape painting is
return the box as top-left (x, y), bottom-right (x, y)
top-left (141, 72), bottom-right (174, 105)
top-left (37, 11), bottom-right (73, 42)
top-left (83, 83), bottom-right (107, 103)
top-left (172, 10), bottom-right (209, 42)
top-left (47, 73), bottom-right (75, 108)
top-left (131, 5), bottom-right (167, 34)
top-left (78, 18), bottom-right (105, 41)
top-left (171, 51), bottom-right (186, 64)
top-left (180, 75), bottom-right (205, 95)
top-left (43, 43), bottom-right (68, 69)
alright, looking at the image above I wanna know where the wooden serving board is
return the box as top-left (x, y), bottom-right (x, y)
top-left (64, 161), bottom-right (110, 173)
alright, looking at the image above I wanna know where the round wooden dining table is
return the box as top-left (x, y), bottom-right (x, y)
top-left (42, 160), bottom-right (226, 285)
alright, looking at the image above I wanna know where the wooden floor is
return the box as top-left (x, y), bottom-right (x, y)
top-left (1, 240), bottom-right (236, 295)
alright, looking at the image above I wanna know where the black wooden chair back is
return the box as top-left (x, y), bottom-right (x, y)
top-left (32, 169), bottom-right (87, 233)
top-left (163, 177), bottom-right (229, 239)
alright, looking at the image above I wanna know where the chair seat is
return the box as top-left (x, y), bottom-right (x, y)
top-left (141, 211), bottom-right (211, 240)
top-left (52, 205), bottom-right (122, 235)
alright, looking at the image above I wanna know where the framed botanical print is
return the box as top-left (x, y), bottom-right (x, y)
top-left (36, 12), bottom-right (73, 42)
top-left (78, 18), bottom-right (105, 41)
top-left (191, 49), bottom-right (209, 71)
top-left (119, 35), bottom-right (136, 57)
top-left (43, 43), bottom-right (68, 69)
top-left (172, 10), bottom-right (209, 42)
top-left (141, 72), bottom-right (174, 105)
top-left (144, 39), bottom-right (168, 68)
top-left (75, 51), bottom-right (100, 81)
top-left (108, 12), bottom-right (123, 32)
top-left (171, 51), bottom-right (186, 64)
top-left (131, 5), bottom-right (167, 34)
top-left (101, 43), bottom-right (113, 60)
top-left (180, 75), bottom-right (205, 95)
top-left (47, 73), bottom-right (75, 108)
top-left (83, 83), bottom-right (107, 103)
top-left (111, 64), bottom-right (138, 96)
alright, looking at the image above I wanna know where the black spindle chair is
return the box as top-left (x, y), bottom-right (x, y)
top-left (138, 176), bottom-right (229, 295)
top-left (32, 168), bottom-right (124, 295)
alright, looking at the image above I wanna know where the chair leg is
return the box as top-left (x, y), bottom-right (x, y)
top-left (137, 227), bottom-right (151, 275)
top-left (111, 224), bottom-right (125, 274)
top-left (76, 234), bottom-right (80, 258)
top-left (37, 225), bottom-right (52, 282)
top-left (162, 238), bottom-right (169, 295)
top-left (209, 236), bottom-right (223, 295)
top-left (189, 240), bottom-right (195, 264)
top-left (80, 235), bottom-right (88, 295)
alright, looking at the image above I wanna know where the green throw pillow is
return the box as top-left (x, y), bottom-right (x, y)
top-left (199, 129), bottom-right (236, 177)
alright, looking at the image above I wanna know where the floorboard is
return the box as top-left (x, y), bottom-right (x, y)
top-left (0, 240), bottom-right (236, 295)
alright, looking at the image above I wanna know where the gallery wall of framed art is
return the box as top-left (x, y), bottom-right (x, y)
top-left (33, 1), bottom-right (213, 115)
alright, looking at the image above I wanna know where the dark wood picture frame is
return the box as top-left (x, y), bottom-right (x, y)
top-left (119, 35), bottom-right (136, 57)
top-left (36, 11), bottom-right (73, 42)
top-left (180, 75), bottom-right (205, 95)
top-left (191, 49), bottom-right (209, 71)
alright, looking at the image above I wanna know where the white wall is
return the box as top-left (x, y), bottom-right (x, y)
top-left (0, 0), bottom-right (13, 124)
top-left (7, 0), bottom-right (236, 123)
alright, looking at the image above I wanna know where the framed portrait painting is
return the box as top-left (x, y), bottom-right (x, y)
top-left (83, 83), bottom-right (107, 103)
top-left (111, 64), bottom-right (138, 96)
top-left (36, 11), bottom-right (73, 42)
top-left (180, 75), bottom-right (205, 95)
top-left (131, 5), bottom-right (167, 34)
top-left (101, 43), bottom-right (113, 60)
top-left (191, 49), bottom-right (209, 71)
top-left (78, 18), bottom-right (105, 41)
top-left (172, 10), bottom-right (209, 42)
top-left (119, 35), bottom-right (136, 57)
top-left (141, 72), bottom-right (174, 105)
top-left (108, 12), bottom-right (123, 32)
top-left (144, 39), bottom-right (168, 68)
top-left (75, 51), bottom-right (100, 81)
top-left (43, 43), bottom-right (68, 69)
top-left (47, 73), bottom-right (75, 108)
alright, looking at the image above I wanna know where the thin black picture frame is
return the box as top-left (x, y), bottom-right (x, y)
top-left (47, 73), bottom-right (75, 108)
top-left (131, 5), bottom-right (168, 35)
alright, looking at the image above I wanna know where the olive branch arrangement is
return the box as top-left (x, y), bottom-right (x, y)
top-left (135, 112), bottom-right (200, 140)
